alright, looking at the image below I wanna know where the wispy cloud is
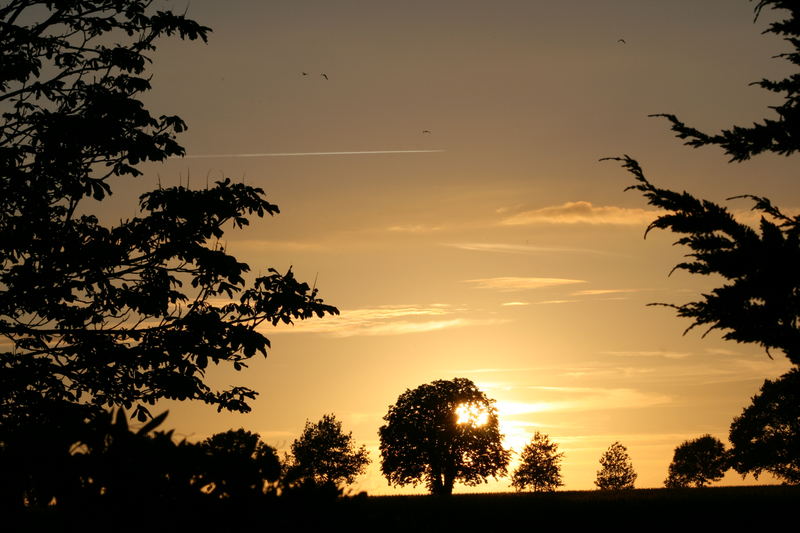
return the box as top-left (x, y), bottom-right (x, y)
top-left (451, 366), bottom-right (546, 375)
top-left (501, 301), bottom-right (530, 307)
top-left (181, 149), bottom-right (445, 159)
top-left (231, 239), bottom-right (327, 251)
top-left (495, 387), bottom-right (671, 416)
top-left (268, 304), bottom-right (504, 337)
top-left (573, 288), bottom-right (647, 296)
top-left (445, 242), bottom-right (613, 255)
top-left (464, 277), bottom-right (587, 291)
top-left (388, 224), bottom-right (443, 233)
top-left (704, 348), bottom-right (740, 356)
top-left (601, 350), bottom-right (692, 360)
top-left (500, 201), bottom-right (658, 226)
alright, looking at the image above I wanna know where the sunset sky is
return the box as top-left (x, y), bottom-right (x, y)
top-left (100, 0), bottom-right (799, 493)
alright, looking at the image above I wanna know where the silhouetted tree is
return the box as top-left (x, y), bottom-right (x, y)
top-left (595, 442), bottom-right (636, 490)
top-left (729, 369), bottom-right (800, 484)
top-left (379, 377), bottom-right (510, 495)
top-left (199, 429), bottom-right (282, 499)
top-left (283, 414), bottom-right (370, 494)
top-left (0, 0), bottom-right (338, 426)
top-left (605, 1), bottom-right (800, 365)
top-left (511, 432), bottom-right (564, 492)
top-left (610, 155), bottom-right (800, 366)
top-left (664, 435), bottom-right (728, 488)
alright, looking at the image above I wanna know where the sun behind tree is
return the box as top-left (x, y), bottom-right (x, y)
top-left (379, 377), bottom-right (510, 495)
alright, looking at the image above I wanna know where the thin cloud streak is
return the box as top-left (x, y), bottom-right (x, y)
top-left (573, 288), bottom-right (647, 296)
top-left (495, 388), bottom-right (671, 416)
top-left (602, 350), bottom-right (691, 360)
top-left (266, 304), bottom-right (505, 337)
top-left (180, 149), bottom-right (445, 159)
top-left (388, 224), bottom-right (443, 233)
top-left (500, 201), bottom-right (658, 226)
top-left (465, 277), bottom-right (587, 291)
top-left (445, 242), bottom-right (614, 255)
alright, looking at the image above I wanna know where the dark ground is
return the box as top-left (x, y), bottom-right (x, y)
top-left (13, 485), bottom-right (798, 532)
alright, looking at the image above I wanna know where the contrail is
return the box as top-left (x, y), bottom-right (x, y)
top-left (179, 149), bottom-right (445, 159)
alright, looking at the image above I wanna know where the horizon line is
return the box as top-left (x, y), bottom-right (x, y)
top-left (179, 149), bottom-right (446, 159)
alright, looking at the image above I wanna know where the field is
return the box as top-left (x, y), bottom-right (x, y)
top-left (18, 485), bottom-right (798, 532)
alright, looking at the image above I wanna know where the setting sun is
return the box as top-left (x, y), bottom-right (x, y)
top-left (455, 402), bottom-right (490, 427)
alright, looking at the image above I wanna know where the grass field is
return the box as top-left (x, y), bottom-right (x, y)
top-left (17, 485), bottom-right (798, 532)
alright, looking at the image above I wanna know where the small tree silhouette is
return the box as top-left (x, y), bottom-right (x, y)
top-left (595, 442), bottom-right (636, 490)
top-left (665, 435), bottom-right (728, 488)
top-left (199, 429), bottom-right (282, 500)
top-left (511, 432), bottom-right (564, 492)
top-left (379, 378), bottom-right (510, 495)
top-left (284, 414), bottom-right (370, 494)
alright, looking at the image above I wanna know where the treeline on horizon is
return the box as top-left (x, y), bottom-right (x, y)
top-left (1, 375), bottom-right (790, 513)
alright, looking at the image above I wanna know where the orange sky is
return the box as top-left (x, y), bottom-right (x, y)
top-left (97, 0), bottom-right (800, 493)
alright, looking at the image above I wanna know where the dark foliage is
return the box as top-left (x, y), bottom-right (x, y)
top-left (665, 435), bottom-right (728, 488)
top-left (511, 431), bottom-right (564, 492)
top-left (283, 413), bottom-right (370, 493)
top-left (0, 407), bottom-right (206, 510)
top-left (0, 0), bottom-right (338, 425)
top-left (652, 1), bottom-right (800, 162)
top-left (595, 441), bottom-right (637, 490)
top-left (379, 377), bottom-right (510, 495)
top-left (199, 428), bottom-right (282, 499)
top-left (729, 368), bottom-right (800, 484)
top-left (607, 155), bottom-right (800, 365)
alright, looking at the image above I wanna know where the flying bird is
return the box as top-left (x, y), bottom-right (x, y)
top-left (321, 73), bottom-right (328, 80)
top-left (617, 38), bottom-right (626, 44)
top-left (301, 72), bottom-right (308, 76)
top-left (422, 130), bottom-right (431, 134)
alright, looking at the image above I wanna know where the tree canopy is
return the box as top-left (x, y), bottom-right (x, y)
top-left (729, 369), bottom-right (800, 484)
top-left (0, 0), bottom-right (337, 425)
top-left (378, 377), bottom-right (510, 495)
top-left (595, 442), bottom-right (636, 490)
top-left (284, 413), bottom-right (370, 492)
top-left (664, 435), bottom-right (728, 488)
top-left (510, 432), bottom-right (564, 492)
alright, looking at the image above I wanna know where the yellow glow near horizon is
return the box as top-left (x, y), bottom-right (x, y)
top-left (455, 402), bottom-right (490, 427)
